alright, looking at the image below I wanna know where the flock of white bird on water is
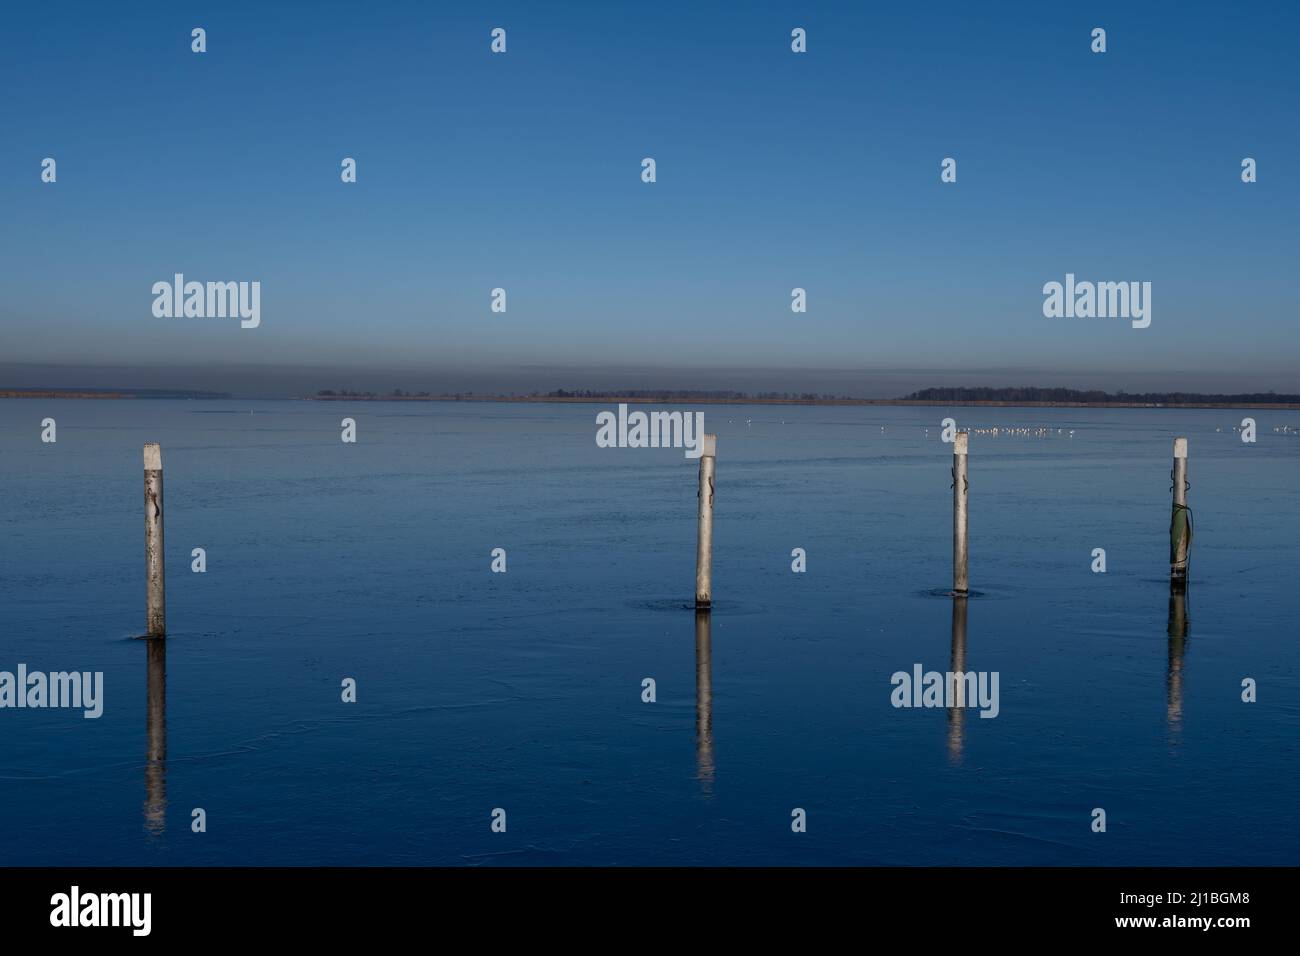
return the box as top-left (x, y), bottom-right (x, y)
top-left (722, 419), bottom-right (1300, 437)
top-left (724, 419), bottom-right (1081, 437)
top-left (958, 426), bottom-right (1071, 438)
top-left (1220, 424), bottom-right (1300, 434)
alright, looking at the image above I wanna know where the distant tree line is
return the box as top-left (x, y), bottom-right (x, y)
top-left (309, 385), bottom-right (1300, 405)
top-left (536, 388), bottom-right (853, 400)
top-left (903, 387), bottom-right (1300, 404)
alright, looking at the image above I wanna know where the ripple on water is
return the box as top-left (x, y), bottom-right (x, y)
top-left (625, 597), bottom-right (768, 615)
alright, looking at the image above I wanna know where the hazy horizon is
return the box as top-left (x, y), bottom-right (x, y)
top-left (4, 360), bottom-right (1299, 400)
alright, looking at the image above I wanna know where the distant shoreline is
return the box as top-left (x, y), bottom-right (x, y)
top-left (1, 390), bottom-right (135, 400)
top-left (0, 389), bottom-right (230, 400)
top-left (302, 395), bottom-right (1300, 410)
top-left (6, 390), bottom-right (1299, 410)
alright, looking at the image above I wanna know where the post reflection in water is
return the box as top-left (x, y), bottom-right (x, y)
top-left (694, 609), bottom-right (714, 792)
top-left (1166, 587), bottom-right (1189, 737)
top-left (144, 637), bottom-right (167, 836)
top-left (947, 596), bottom-right (968, 765)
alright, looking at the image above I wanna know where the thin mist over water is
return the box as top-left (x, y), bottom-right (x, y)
top-left (0, 400), bottom-right (1296, 865)
top-left (5, 361), bottom-right (1298, 400)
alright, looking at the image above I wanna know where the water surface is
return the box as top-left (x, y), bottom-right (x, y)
top-left (1, 400), bottom-right (1296, 865)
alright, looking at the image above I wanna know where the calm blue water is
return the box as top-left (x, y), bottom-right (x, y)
top-left (1, 400), bottom-right (1297, 865)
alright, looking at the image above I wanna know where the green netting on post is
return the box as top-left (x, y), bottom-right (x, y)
top-left (1170, 502), bottom-right (1193, 567)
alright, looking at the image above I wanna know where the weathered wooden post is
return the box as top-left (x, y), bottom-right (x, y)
top-left (144, 443), bottom-right (166, 637)
top-left (953, 431), bottom-right (969, 596)
top-left (1170, 437), bottom-right (1191, 591)
top-left (695, 434), bottom-right (717, 610)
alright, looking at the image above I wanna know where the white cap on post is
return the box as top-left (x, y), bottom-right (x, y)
top-left (1173, 437), bottom-right (1188, 459)
top-left (953, 431), bottom-right (969, 455)
top-left (701, 434), bottom-right (717, 458)
top-left (143, 443), bottom-right (162, 469)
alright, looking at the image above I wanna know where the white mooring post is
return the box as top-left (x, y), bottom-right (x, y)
top-left (695, 434), bottom-right (717, 610)
top-left (1170, 437), bottom-right (1190, 591)
top-left (144, 443), bottom-right (166, 638)
top-left (953, 431), bottom-right (969, 596)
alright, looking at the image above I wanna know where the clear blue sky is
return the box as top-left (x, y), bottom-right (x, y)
top-left (2, 0), bottom-right (1297, 395)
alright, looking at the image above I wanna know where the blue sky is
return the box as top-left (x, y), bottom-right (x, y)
top-left (1, 0), bottom-right (1297, 394)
